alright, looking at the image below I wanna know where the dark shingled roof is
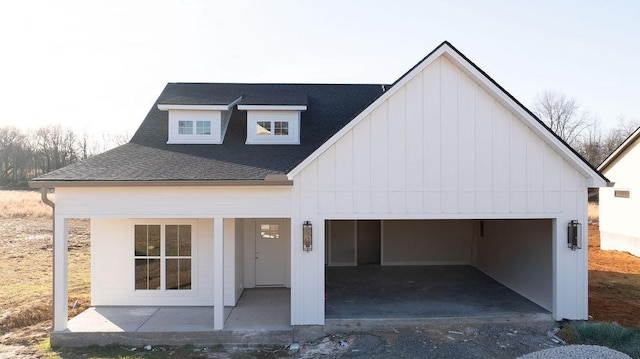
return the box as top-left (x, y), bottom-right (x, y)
top-left (34, 83), bottom-right (386, 182)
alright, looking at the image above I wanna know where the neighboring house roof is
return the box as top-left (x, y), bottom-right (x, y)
top-left (30, 41), bottom-right (608, 188)
top-left (288, 42), bottom-right (608, 187)
top-left (598, 126), bottom-right (640, 173)
top-left (31, 83), bottom-right (385, 185)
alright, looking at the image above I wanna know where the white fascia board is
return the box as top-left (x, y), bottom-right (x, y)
top-left (237, 105), bottom-right (307, 111)
top-left (598, 126), bottom-right (640, 172)
top-left (158, 104), bottom-right (229, 111)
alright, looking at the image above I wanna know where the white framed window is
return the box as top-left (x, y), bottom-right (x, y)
top-left (274, 121), bottom-right (289, 135)
top-left (196, 120), bottom-right (211, 135)
top-left (166, 110), bottom-right (223, 144)
top-left (134, 224), bottom-right (192, 291)
top-left (614, 189), bottom-right (631, 199)
top-left (178, 121), bottom-right (194, 135)
top-left (257, 121), bottom-right (272, 135)
top-left (178, 120), bottom-right (211, 136)
top-left (255, 120), bottom-right (290, 136)
top-left (246, 111), bottom-right (300, 144)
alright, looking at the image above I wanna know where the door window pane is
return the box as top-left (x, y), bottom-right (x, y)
top-left (260, 224), bottom-right (279, 239)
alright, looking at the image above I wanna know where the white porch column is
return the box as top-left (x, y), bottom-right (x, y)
top-left (53, 215), bottom-right (68, 331)
top-left (213, 217), bottom-right (224, 330)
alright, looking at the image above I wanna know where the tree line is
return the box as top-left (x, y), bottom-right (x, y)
top-left (0, 125), bottom-right (128, 188)
top-left (532, 90), bottom-right (639, 168)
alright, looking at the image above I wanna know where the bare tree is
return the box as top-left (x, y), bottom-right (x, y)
top-left (599, 115), bottom-right (640, 162)
top-left (0, 125), bottom-right (131, 188)
top-left (575, 114), bottom-right (603, 167)
top-left (0, 127), bottom-right (31, 186)
top-left (533, 91), bottom-right (591, 146)
top-left (32, 125), bottom-right (79, 174)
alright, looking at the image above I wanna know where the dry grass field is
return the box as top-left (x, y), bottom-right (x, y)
top-left (0, 191), bottom-right (90, 358)
top-left (0, 191), bottom-right (638, 357)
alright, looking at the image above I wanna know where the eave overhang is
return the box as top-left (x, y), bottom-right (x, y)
top-left (28, 178), bottom-right (293, 189)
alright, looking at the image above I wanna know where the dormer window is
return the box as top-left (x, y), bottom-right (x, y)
top-left (240, 105), bottom-right (306, 145)
top-left (257, 121), bottom-right (289, 136)
top-left (177, 120), bottom-right (212, 136)
top-left (197, 121), bottom-right (212, 135)
top-left (158, 99), bottom-right (241, 144)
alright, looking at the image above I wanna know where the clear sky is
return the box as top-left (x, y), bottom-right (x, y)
top-left (1, 0), bottom-right (638, 141)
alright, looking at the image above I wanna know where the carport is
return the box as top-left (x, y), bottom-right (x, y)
top-left (324, 219), bottom-right (552, 320)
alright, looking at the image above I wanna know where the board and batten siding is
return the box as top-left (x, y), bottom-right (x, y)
top-left (309, 57), bottom-right (584, 217)
top-left (600, 137), bottom-right (640, 256)
top-left (91, 218), bottom-right (216, 306)
top-left (59, 186), bottom-right (292, 308)
top-left (290, 56), bottom-right (588, 324)
top-left (54, 186), bottom-right (292, 218)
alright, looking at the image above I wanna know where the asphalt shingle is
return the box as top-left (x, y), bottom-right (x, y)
top-left (35, 83), bottom-right (385, 182)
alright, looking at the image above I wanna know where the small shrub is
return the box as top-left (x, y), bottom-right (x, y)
top-left (563, 321), bottom-right (640, 358)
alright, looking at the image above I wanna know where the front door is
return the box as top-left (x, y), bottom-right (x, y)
top-left (255, 220), bottom-right (286, 286)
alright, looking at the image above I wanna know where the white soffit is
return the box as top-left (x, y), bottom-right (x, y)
top-left (158, 96), bottom-right (243, 111)
top-left (237, 105), bottom-right (307, 111)
top-left (158, 104), bottom-right (228, 111)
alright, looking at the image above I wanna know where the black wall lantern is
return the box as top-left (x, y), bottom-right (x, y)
top-left (303, 221), bottom-right (312, 252)
top-left (567, 220), bottom-right (582, 250)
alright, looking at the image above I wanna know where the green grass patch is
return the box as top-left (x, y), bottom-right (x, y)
top-left (38, 343), bottom-right (288, 359)
top-left (39, 343), bottom-right (287, 359)
top-left (560, 321), bottom-right (640, 358)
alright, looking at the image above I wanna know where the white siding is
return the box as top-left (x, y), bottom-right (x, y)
top-left (475, 219), bottom-right (553, 310)
top-left (91, 218), bottom-right (215, 306)
top-left (295, 57), bottom-right (585, 219)
top-left (600, 138), bottom-right (640, 256)
top-left (235, 219), bottom-right (245, 303)
top-left (290, 56), bottom-right (590, 324)
top-left (74, 186), bottom-right (292, 308)
top-left (223, 218), bottom-right (236, 306)
top-left (55, 186), bottom-right (291, 218)
top-left (167, 110), bottom-right (223, 144)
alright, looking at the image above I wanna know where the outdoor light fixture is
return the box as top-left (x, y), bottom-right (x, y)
top-left (567, 220), bottom-right (582, 250)
top-left (303, 221), bottom-right (312, 252)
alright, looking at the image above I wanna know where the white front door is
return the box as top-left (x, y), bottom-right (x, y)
top-left (255, 220), bottom-right (286, 286)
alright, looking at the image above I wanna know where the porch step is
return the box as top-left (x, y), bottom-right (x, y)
top-left (50, 329), bottom-right (295, 347)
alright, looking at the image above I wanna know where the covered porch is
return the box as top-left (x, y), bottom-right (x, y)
top-left (52, 288), bottom-right (292, 346)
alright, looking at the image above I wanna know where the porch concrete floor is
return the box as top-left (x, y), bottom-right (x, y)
top-left (67, 288), bottom-right (291, 333)
top-left (325, 265), bottom-right (550, 319)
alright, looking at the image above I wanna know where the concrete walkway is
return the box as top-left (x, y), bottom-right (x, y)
top-left (55, 288), bottom-right (293, 346)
